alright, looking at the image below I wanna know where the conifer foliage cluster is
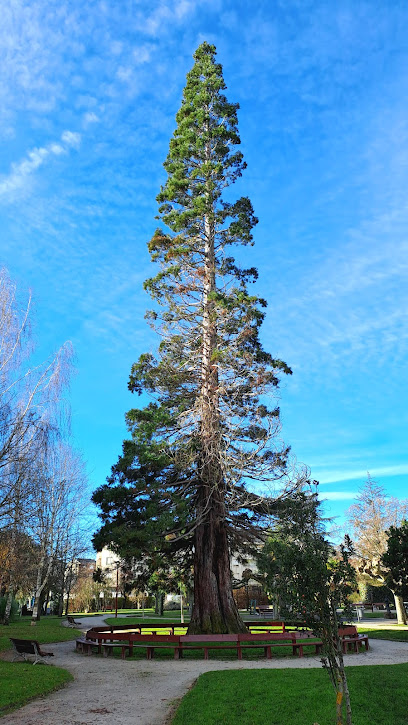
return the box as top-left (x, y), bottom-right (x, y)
top-left (93, 43), bottom-right (296, 633)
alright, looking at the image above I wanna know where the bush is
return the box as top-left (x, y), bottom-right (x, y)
top-left (164, 600), bottom-right (180, 611)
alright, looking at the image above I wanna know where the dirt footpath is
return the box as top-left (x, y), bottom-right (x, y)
top-left (3, 617), bottom-right (408, 725)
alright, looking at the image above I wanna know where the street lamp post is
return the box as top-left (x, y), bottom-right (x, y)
top-left (115, 566), bottom-right (119, 619)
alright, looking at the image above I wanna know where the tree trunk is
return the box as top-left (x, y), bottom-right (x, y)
top-left (335, 674), bottom-right (344, 725)
top-left (155, 592), bottom-right (164, 616)
top-left (31, 563), bottom-right (44, 625)
top-left (2, 589), bottom-right (14, 626)
top-left (31, 552), bottom-right (52, 625)
top-left (189, 486), bottom-right (246, 633)
top-left (338, 646), bottom-right (353, 725)
top-left (188, 172), bottom-right (246, 634)
top-left (393, 592), bottom-right (407, 625)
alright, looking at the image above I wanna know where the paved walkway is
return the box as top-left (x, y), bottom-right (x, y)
top-left (3, 616), bottom-right (408, 725)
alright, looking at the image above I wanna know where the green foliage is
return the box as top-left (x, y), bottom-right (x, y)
top-left (258, 502), bottom-right (356, 632)
top-left (381, 522), bottom-right (408, 595)
top-left (0, 596), bottom-right (19, 622)
top-left (171, 665), bottom-right (408, 725)
top-left (258, 495), bottom-right (356, 724)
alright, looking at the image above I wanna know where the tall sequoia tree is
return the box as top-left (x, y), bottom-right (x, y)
top-left (93, 42), bottom-right (297, 633)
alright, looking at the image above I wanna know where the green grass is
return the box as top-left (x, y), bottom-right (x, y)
top-left (171, 664), bottom-right (408, 725)
top-left (0, 616), bottom-right (81, 652)
top-left (0, 660), bottom-right (73, 717)
top-left (362, 611), bottom-right (394, 619)
top-left (105, 614), bottom-right (190, 627)
top-left (357, 626), bottom-right (408, 641)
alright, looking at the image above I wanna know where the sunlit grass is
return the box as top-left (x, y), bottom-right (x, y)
top-left (171, 664), bottom-right (408, 725)
top-left (0, 660), bottom-right (72, 717)
top-left (357, 626), bottom-right (408, 641)
top-left (0, 616), bottom-right (80, 652)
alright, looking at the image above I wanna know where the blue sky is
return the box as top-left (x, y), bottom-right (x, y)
top-left (1, 0), bottom-right (407, 542)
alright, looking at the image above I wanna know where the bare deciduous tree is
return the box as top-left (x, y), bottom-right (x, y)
top-left (0, 268), bottom-right (75, 624)
top-left (29, 443), bottom-right (88, 625)
top-left (346, 474), bottom-right (408, 624)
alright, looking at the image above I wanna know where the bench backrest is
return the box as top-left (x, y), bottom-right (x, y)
top-left (251, 620), bottom-right (285, 631)
top-left (10, 638), bottom-right (39, 655)
top-left (338, 626), bottom-right (358, 637)
top-left (180, 634), bottom-right (238, 643)
top-left (131, 634), bottom-right (180, 643)
top-left (238, 632), bottom-right (296, 642)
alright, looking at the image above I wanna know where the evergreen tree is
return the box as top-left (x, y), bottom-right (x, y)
top-left (93, 42), bottom-right (297, 633)
top-left (258, 498), bottom-right (356, 725)
top-left (381, 521), bottom-right (408, 611)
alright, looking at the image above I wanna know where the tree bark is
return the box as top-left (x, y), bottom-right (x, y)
top-left (189, 485), bottom-right (246, 633)
top-left (188, 198), bottom-right (247, 634)
top-left (2, 589), bottom-right (14, 626)
top-left (31, 552), bottom-right (53, 625)
top-left (338, 645), bottom-right (353, 725)
top-left (393, 592), bottom-right (407, 625)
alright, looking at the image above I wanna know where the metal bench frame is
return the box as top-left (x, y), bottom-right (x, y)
top-left (10, 638), bottom-right (54, 665)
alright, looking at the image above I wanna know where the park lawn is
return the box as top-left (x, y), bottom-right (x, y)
top-left (0, 660), bottom-right (73, 717)
top-left (105, 613), bottom-right (190, 626)
top-left (357, 626), bottom-right (408, 642)
top-left (171, 664), bottom-right (408, 725)
top-left (0, 616), bottom-right (81, 652)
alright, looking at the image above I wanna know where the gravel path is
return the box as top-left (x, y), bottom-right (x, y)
top-left (3, 616), bottom-right (408, 725)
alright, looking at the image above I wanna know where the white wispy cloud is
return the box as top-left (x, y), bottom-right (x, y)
top-left (133, 0), bottom-right (198, 36)
top-left (315, 463), bottom-right (408, 485)
top-left (0, 130), bottom-right (81, 198)
top-left (61, 130), bottom-right (81, 148)
top-left (320, 491), bottom-right (357, 501)
top-left (83, 112), bottom-right (99, 125)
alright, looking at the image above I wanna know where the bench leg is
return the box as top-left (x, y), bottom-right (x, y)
top-left (203, 648), bottom-right (209, 660)
top-left (146, 647), bottom-right (153, 660)
top-left (33, 656), bottom-right (49, 665)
